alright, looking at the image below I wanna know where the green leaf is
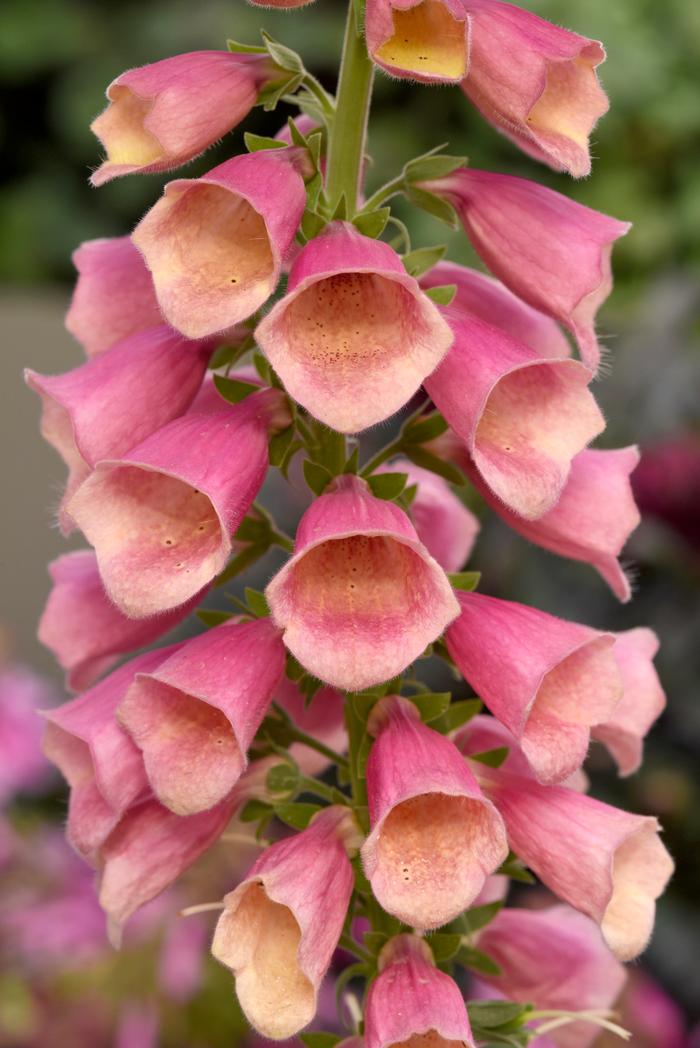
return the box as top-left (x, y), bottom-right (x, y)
top-left (344, 445), bottom-right (360, 474)
top-left (227, 38), bottom-right (267, 54)
top-left (213, 374), bottom-right (259, 405)
top-left (274, 802), bottom-right (323, 830)
top-left (408, 692), bottom-right (452, 722)
top-left (367, 472), bottom-right (408, 501)
top-left (447, 571), bottom-right (481, 592)
top-left (300, 1035), bottom-right (342, 1048)
top-left (430, 698), bottom-right (482, 734)
top-left (303, 459), bottom-right (333, 495)
top-left (401, 410), bottom-right (448, 445)
top-left (266, 761), bottom-right (300, 795)
top-left (240, 799), bottom-right (272, 823)
top-left (463, 901), bottom-right (503, 934)
top-left (406, 186), bottom-right (459, 229)
top-left (269, 425), bottom-right (296, 468)
top-left (403, 445), bottom-right (465, 485)
top-left (244, 132), bottom-right (286, 153)
top-left (424, 283), bottom-right (457, 306)
top-left (470, 746), bottom-right (509, 768)
top-left (195, 609), bottom-right (233, 628)
top-left (261, 31), bottom-right (305, 73)
top-left (244, 587), bottom-right (270, 619)
top-left (456, 946), bottom-right (502, 976)
top-left (208, 340), bottom-right (250, 371)
top-left (467, 1002), bottom-right (530, 1031)
top-left (404, 153), bottom-right (467, 182)
top-left (353, 207), bottom-right (391, 239)
top-left (402, 245), bottom-right (447, 278)
top-left (305, 172), bottom-right (324, 210)
top-left (253, 352), bottom-right (273, 384)
top-left (427, 932), bottom-right (462, 962)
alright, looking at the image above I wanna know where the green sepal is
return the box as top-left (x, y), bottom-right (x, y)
top-left (351, 692), bottom-right (378, 722)
top-left (424, 283), bottom-right (457, 306)
top-left (305, 173), bottom-right (324, 210)
top-left (261, 31), bottom-right (305, 74)
top-left (344, 445), bottom-right (360, 474)
top-left (455, 946), bottom-right (502, 976)
top-left (269, 425), bottom-right (296, 468)
top-left (462, 900), bottom-right (503, 934)
top-left (266, 761), bottom-right (300, 796)
top-left (407, 691), bottom-right (452, 722)
top-left (469, 746), bottom-right (509, 768)
top-left (226, 38), bottom-right (267, 55)
top-left (239, 799), bottom-right (272, 823)
top-left (244, 587), bottom-right (270, 619)
top-left (208, 339), bottom-right (250, 371)
top-left (402, 244), bottom-right (447, 278)
top-left (430, 698), bottom-right (482, 734)
top-left (213, 374), bottom-right (259, 405)
top-left (447, 571), bottom-right (481, 592)
top-left (331, 193), bottom-right (348, 221)
top-left (353, 207), bottom-right (391, 239)
top-left (404, 153), bottom-right (466, 182)
top-left (258, 72), bottom-right (304, 113)
top-left (303, 459), bottom-right (334, 495)
top-left (195, 609), bottom-right (233, 628)
top-left (300, 1035), bottom-right (342, 1048)
top-left (497, 853), bottom-right (535, 884)
top-left (467, 1002), bottom-right (531, 1031)
top-left (244, 132), bottom-right (286, 153)
top-left (403, 445), bottom-right (465, 485)
top-left (367, 472), bottom-right (408, 501)
top-left (275, 801), bottom-right (323, 829)
top-left (406, 186), bottom-right (459, 229)
top-left (426, 932), bottom-right (462, 963)
top-left (301, 209), bottom-right (327, 240)
top-left (401, 409), bottom-right (448, 445)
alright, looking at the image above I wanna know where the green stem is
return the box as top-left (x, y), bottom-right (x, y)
top-left (288, 725), bottom-right (350, 770)
top-left (326, 1), bottom-right (374, 214)
top-left (360, 173), bottom-right (406, 214)
top-left (360, 439), bottom-right (403, 477)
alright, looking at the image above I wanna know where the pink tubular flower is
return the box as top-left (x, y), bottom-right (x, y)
top-left (593, 628), bottom-right (666, 777)
top-left (255, 222), bottom-right (453, 433)
top-left (67, 388), bottom-right (288, 617)
top-left (25, 327), bottom-right (211, 535)
top-left (365, 934), bottom-right (476, 1048)
top-left (385, 459), bottom-right (479, 572)
top-left (132, 150), bottom-right (307, 339)
top-left (265, 475), bottom-right (460, 691)
top-left (365, 0), bottom-right (470, 84)
top-left (454, 444), bottom-right (641, 602)
top-left (41, 648), bottom-right (177, 863)
top-left (476, 905), bottom-right (627, 1048)
top-left (38, 550), bottom-right (201, 692)
top-left (211, 806), bottom-right (360, 1039)
top-left (460, 0), bottom-right (608, 178)
top-left (421, 261), bottom-right (571, 359)
top-left (421, 169), bottom-right (631, 371)
top-left (361, 696), bottom-right (507, 928)
top-left (274, 677), bottom-right (347, 776)
top-left (475, 766), bottom-right (674, 961)
top-left (65, 237), bottom-right (163, 357)
top-left (90, 50), bottom-right (277, 186)
top-left (424, 309), bottom-right (604, 519)
top-left (117, 618), bottom-right (286, 815)
top-left (446, 592), bottom-right (623, 783)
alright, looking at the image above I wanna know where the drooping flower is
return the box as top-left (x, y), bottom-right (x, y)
top-left (90, 51), bottom-right (278, 186)
top-left (38, 550), bottom-right (202, 692)
top-left (118, 618), bottom-right (286, 815)
top-left (365, 0), bottom-right (470, 84)
top-left (460, 0), bottom-right (608, 178)
top-left (68, 388), bottom-right (289, 617)
top-left (212, 806), bottom-right (360, 1039)
top-left (25, 326), bottom-right (211, 535)
top-left (65, 237), bottom-right (163, 357)
top-left (132, 150), bottom-right (307, 339)
top-left (266, 474), bottom-right (459, 691)
top-left (255, 221), bottom-right (453, 432)
top-left (419, 168), bottom-right (631, 371)
top-left (446, 592), bottom-right (623, 783)
top-left (365, 934), bottom-right (476, 1048)
top-left (425, 306), bottom-right (604, 519)
top-left (361, 695), bottom-right (507, 928)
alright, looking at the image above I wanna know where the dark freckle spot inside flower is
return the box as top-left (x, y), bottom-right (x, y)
top-left (164, 539), bottom-right (173, 546)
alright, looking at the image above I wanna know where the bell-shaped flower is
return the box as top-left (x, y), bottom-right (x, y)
top-left (446, 592), bottom-right (623, 783)
top-left (41, 648), bottom-right (177, 863)
top-left (365, 934), bottom-right (476, 1048)
top-left (118, 618), bottom-right (286, 815)
top-left (255, 222), bottom-right (453, 433)
top-left (361, 695), bottom-right (507, 928)
top-left (274, 677), bottom-right (347, 776)
top-left (420, 169), bottom-right (630, 371)
top-left (593, 628), bottom-right (666, 777)
top-left (65, 237), bottom-right (163, 357)
top-left (476, 766), bottom-right (673, 961)
top-left (67, 388), bottom-right (288, 617)
top-left (425, 308), bottom-right (604, 519)
top-left (26, 326), bottom-right (211, 534)
top-left (457, 444), bottom-right (641, 602)
top-left (132, 150), bottom-right (307, 339)
top-left (265, 475), bottom-right (460, 691)
top-left (90, 50), bottom-right (278, 186)
top-left (476, 905), bottom-right (627, 1048)
top-left (421, 261), bottom-right (571, 359)
top-left (38, 550), bottom-right (202, 691)
top-left (212, 806), bottom-right (360, 1039)
top-left (383, 459), bottom-right (479, 572)
top-left (365, 0), bottom-right (470, 84)
top-left (460, 0), bottom-right (608, 178)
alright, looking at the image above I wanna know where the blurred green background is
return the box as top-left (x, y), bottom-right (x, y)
top-left (0, 0), bottom-right (699, 1043)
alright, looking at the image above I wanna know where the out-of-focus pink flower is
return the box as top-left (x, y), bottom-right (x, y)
top-left (612, 970), bottom-right (687, 1048)
top-left (114, 1002), bottom-right (159, 1048)
top-left (632, 435), bottom-right (700, 552)
top-left (157, 914), bottom-right (208, 1002)
top-left (0, 666), bottom-right (55, 804)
